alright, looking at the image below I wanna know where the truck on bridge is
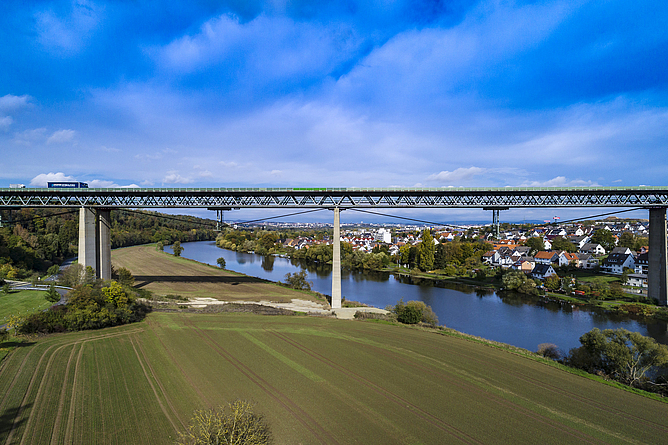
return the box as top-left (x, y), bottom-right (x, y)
top-left (47, 182), bottom-right (89, 188)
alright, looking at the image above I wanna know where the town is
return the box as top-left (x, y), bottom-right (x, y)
top-left (232, 217), bottom-right (651, 298)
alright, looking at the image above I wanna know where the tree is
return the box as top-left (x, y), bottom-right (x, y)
top-left (544, 275), bottom-right (561, 291)
top-left (550, 237), bottom-right (576, 253)
top-left (176, 400), bottom-right (272, 445)
top-left (2, 283), bottom-right (11, 295)
top-left (591, 229), bottom-right (616, 252)
top-left (217, 257), bottom-right (226, 269)
top-left (44, 282), bottom-right (60, 303)
top-left (417, 229), bottom-right (435, 271)
top-left (172, 241), bottom-right (183, 257)
top-left (283, 270), bottom-right (311, 291)
top-left (502, 270), bottom-right (526, 290)
top-left (117, 267), bottom-right (135, 287)
top-left (399, 244), bottom-right (411, 267)
top-left (525, 237), bottom-right (545, 253)
top-left (46, 264), bottom-right (60, 277)
top-left (567, 328), bottom-right (668, 387)
top-left (618, 232), bottom-right (635, 249)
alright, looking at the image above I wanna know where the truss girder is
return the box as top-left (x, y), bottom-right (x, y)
top-left (1, 189), bottom-right (668, 209)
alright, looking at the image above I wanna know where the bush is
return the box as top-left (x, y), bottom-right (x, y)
top-left (393, 299), bottom-right (439, 326)
top-left (537, 343), bottom-right (562, 360)
top-left (116, 267), bottom-right (135, 287)
top-left (176, 400), bottom-right (272, 445)
top-left (17, 281), bottom-right (151, 334)
top-left (282, 270), bottom-right (312, 291)
top-left (44, 283), bottom-right (60, 303)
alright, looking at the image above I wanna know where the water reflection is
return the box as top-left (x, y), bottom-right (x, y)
top-left (261, 255), bottom-right (275, 272)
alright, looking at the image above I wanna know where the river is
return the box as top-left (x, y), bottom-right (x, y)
top-left (166, 241), bottom-right (668, 352)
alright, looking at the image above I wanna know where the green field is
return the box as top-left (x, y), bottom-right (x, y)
top-left (1, 312), bottom-right (667, 444)
top-left (0, 290), bottom-right (53, 324)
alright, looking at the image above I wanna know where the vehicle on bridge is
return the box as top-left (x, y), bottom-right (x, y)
top-left (47, 182), bottom-right (89, 188)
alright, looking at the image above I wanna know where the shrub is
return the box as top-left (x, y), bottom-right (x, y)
top-left (116, 267), bottom-right (135, 287)
top-left (172, 241), bottom-right (183, 257)
top-left (176, 400), bottom-right (272, 445)
top-left (282, 271), bottom-right (312, 291)
top-left (44, 283), bottom-right (60, 303)
top-left (393, 299), bottom-right (438, 326)
top-left (537, 343), bottom-right (562, 360)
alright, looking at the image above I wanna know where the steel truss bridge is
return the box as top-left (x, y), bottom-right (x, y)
top-left (1, 186), bottom-right (667, 307)
top-left (1, 186), bottom-right (668, 209)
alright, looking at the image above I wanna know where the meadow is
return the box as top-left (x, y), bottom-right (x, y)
top-left (1, 311), bottom-right (668, 444)
top-left (0, 290), bottom-right (52, 325)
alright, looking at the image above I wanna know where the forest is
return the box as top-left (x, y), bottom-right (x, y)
top-left (0, 208), bottom-right (216, 279)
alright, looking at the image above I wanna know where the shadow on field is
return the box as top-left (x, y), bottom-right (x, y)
top-left (133, 275), bottom-right (269, 288)
top-left (0, 403), bottom-right (31, 437)
top-left (0, 341), bottom-right (35, 349)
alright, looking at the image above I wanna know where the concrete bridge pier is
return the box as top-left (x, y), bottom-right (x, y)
top-left (78, 207), bottom-right (112, 280)
top-left (331, 207), bottom-right (342, 309)
top-left (648, 207), bottom-right (668, 305)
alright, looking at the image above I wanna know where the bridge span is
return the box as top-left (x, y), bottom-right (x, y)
top-left (1, 186), bottom-right (667, 308)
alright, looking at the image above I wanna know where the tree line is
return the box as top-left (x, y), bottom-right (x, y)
top-left (0, 208), bottom-right (216, 280)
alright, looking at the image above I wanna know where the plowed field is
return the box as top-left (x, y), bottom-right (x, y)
top-left (2, 312), bottom-right (667, 444)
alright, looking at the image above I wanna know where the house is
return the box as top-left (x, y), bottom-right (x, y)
top-left (576, 253), bottom-right (598, 269)
top-left (567, 235), bottom-right (590, 249)
top-left (627, 273), bottom-right (648, 289)
top-left (601, 252), bottom-right (635, 275)
top-left (635, 252), bottom-right (649, 274)
top-left (534, 251), bottom-right (559, 265)
top-left (580, 243), bottom-right (606, 256)
top-left (610, 246), bottom-right (633, 255)
top-left (513, 246), bottom-right (532, 256)
top-left (482, 251), bottom-right (500, 266)
top-left (561, 251), bottom-right (580, 267)
top-left (531, 264), bottom-right (557, 280)
top-left (512, 256), bottom-right (535, 273)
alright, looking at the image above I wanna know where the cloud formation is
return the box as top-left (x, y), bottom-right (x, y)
top-left (1, 0), bottom-right (667, 220)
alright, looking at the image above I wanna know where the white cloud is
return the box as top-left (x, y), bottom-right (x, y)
top-left (30, 172), bottom-right (77, 187)
top-left (34, 0), bottom-right (102, 55)
top-left (135, 153), bottom-right (163, 160)
top-left (220, 161), bottom-right (239, 168)
top-left (426, 167), bottom-right (486, 184)
top-left (163, 171), bottom-right (193, 184)
top-left (14, 128), bottom-right (47, 146)
top-left (97, 145), bottom-right (119, 152)
top-left (156, 13), bottom-right (363, 82)
top-left (140, 180), bottom-right (155, 186)
top-left (520, 176), bottom-right (599, 187)
top-left (0, 94), bottom-right (31, 112)
top-left (88, 179), bottom-right (117, 188)
top-left (47, 129), bottom-right (76, 144)
top-left (0, 116), bottom-right (12, 131)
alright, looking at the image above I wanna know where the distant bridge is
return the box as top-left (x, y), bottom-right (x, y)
top-left (1, 186), bottom-right (666, 308)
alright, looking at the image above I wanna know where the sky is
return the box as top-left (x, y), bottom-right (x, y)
top-left (1, 0), bottom-right (667, 223)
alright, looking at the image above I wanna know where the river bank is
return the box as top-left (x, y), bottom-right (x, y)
top-left (164, 241), bottom-right (668, 352)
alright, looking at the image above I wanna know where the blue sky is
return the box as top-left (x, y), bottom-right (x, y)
top-left (2, 0), bottom-right (667, 223)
